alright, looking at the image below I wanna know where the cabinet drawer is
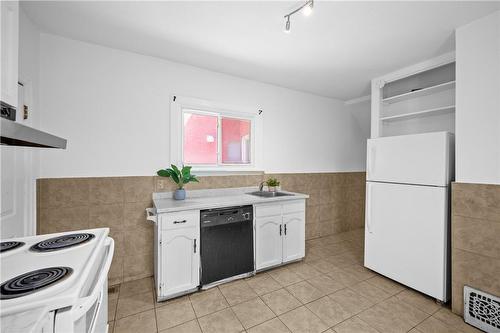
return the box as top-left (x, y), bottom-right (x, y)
top-left (160, 210), bottom-right (199, 230)
top-left (283, 200), bottom-right (305, 214)
top-left (255, 204), bottom-right (282, 218)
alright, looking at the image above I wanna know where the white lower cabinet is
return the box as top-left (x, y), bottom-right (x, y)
top-left (157, 211), bottom-right (200, 299)
top-left (255, 200), bottom-right (305, 270)
top-left (282, 212), bottom-right (305, 262)
top-left (255, 216), bottom-right (283, 269)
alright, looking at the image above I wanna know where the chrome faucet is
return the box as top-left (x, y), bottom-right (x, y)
top-left (258, 181), bottom-right (266, 192)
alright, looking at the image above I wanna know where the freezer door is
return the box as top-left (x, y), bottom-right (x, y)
top-left (364, 181), bottom-right (449, 301)
top-left (366, 131), bottom-right (454, 186)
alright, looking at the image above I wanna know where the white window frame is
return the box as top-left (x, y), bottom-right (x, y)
top-left (170, 95), bottom-right (263, 173)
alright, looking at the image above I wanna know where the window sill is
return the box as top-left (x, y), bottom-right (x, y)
top-left (192, 169), bottom-right (265, 176)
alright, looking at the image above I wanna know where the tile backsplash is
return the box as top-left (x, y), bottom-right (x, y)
top-left (37, 172), bottom-right (366, 285)
top-left (451, 182), bottom-right (500, 316)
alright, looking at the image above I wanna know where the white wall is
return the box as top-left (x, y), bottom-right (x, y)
top-left (346, 99), bottom-right (371, 165)
top-left (456, 11), bottom-right (500, 184)
top-left (38, 33), bottom-right (367, 178)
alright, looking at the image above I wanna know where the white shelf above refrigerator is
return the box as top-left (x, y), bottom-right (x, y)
top-left (382, 81), bottom-right (455, 104)
top-left (380, 105), bottom-right (455, 122)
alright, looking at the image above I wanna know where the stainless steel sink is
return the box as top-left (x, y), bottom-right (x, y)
top-left (248, 191), bottom-right (294, 198)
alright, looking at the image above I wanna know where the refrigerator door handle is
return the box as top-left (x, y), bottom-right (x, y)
top-left (366, 183), bottom-right (373, 234)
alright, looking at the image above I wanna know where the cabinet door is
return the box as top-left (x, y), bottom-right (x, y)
top-left (1, 0), bottom-right (19, 107)
top-left (255, 216), bottom-right (283, 270)
top-left (160, 227), bottom-right (199, 297)
top-left (282, 212), bottom-right (305, 263)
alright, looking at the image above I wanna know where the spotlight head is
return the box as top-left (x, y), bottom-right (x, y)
top-left (284, 16), bottom-right (291, 33)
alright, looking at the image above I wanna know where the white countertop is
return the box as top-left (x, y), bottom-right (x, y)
top-left (153, 187), bottom-right (309, 213)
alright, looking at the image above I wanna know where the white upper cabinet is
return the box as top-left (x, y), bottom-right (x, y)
top-left (282, 211), bottom-right (305, 263)
top-left (1, 0), bottom-right (19, 108)
top-left (159, 225), bottom-right (199, 298)
top-left (255, 215), bottom-right (283, 270)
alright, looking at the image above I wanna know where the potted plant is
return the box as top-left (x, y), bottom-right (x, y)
top-left (266, 178), bottom-right (280, 192)
top-left (157, 164), bottom-right (199, 200)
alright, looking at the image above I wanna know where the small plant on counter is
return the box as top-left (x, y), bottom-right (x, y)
top-left (266, 178), bottom-right (280, 192)
top-left (157, 164), bottom-right (199, 200)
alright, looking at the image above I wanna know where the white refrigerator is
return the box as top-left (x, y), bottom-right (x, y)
top-left (364, 131), bottom-right (454, 302)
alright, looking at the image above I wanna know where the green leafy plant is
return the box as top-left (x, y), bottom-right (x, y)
top-left (157, 164), bottom-right (199, 189)
top-left (266, 178), bottom-right (280, 187)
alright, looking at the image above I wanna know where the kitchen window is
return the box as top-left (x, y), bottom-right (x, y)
top-left (170, 96), bottom-right (262, 172)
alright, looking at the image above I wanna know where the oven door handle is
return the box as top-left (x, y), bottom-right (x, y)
top-left (72, 237), bottom-right (115, 320)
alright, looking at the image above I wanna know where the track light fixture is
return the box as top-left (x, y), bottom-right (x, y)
top-left (283, 0), bottom-right (313, 33)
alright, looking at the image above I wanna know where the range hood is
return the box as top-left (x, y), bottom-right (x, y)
top-left (1, 118), bottom-right (67, 149)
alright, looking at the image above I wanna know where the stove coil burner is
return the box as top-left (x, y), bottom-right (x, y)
top-left (30, 233), bottom-right (95, 252)
top-left (0, 241), bottom-right (25, 253)
top-left (0, 267), bottom-right (73, 299)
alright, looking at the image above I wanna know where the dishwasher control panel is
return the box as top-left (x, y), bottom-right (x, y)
top-left (200, 205), bottom-right (253, 228)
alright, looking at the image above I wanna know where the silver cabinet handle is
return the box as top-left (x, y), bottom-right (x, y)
top-left (284, 224), bottom-right (287, 235)
top-left (194, 239), bottom-right (197, 253)
top-left (279, 225), bottom-right (282, 236)
top-left (173, 220), bottom-right (187, 224)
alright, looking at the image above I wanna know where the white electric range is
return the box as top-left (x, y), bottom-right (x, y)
top-left (0, 228), bottom-right (114, 333)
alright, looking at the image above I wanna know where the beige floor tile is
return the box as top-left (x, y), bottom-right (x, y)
top-left (307, 259), bottom-right (339, 274)
top-left (306, 296), bottom-right (352, 327)
top-left (198, 308), bottom-right (244, 333)
top-left (365, 275), bottom-right (405, 295)
top-left (108, 321), bottom-right (114, 333)
top-left (288, 262), bottom-right (323, 280)
top-left (394, 289), bottom-right (442, 315)
top-left (116, 291), bottom-right (154, 319)
top-left (358, 297), bottom-right (428, 333)
top-left (341, 265), bottom-right (376, 281)
top-left (156, 297), bottom-right (196, 330)
top-left (219, 280), bottom-right (258, 306)
top-left (416, 316), bottom-right (459, 333)
top-left (231, 297), bottom-right (276, 329)
top-left (286, 280), bottom-right (325, 304)
top-left (155, 294), bottom-right (191, 308)
top-left (432, 308), bottom-right (482, 333)
top-left (268, 267), bottom-right (303, 287)
top-left (328, 288), bottom-right (374, 315)
top-left (324, 254), bottom-right (357, 269)
top-left (349, 281), bottom-right (392, 303)
top-left (247, 317), bottom-right (291, 333)
top-left (119, 277), bottom-right (153, 297)
top-left (160, 319), bottom-right (202, 333)
top-left (114, 309), bottom-right (157, 333)
top-left (261, 288), bottom-right (302, 316)
top-left (307, 274), bottom-right (344, 295)
top-left (380, 296), bottom-right (429, 326)
top-left (246, 273), bottom-right (282, 296)
top-left (190, 288), bottom-right (229, 317)
top-left (333, 316), bottom-right (379, 333)
top-left (326, 269), bottom-right (361, 287)
top-left (108, 298), bottom-right (118, 322)
top-left (357, 305), bottom-right (412, 333)
top-left (279, 306), bottom-right (329, 333)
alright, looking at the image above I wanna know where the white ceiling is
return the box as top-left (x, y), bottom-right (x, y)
top-left (22, 1), bottom-right (500, 101)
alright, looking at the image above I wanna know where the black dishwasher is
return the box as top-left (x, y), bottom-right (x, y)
top-left (200, 205), bottom-right (254, 286)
